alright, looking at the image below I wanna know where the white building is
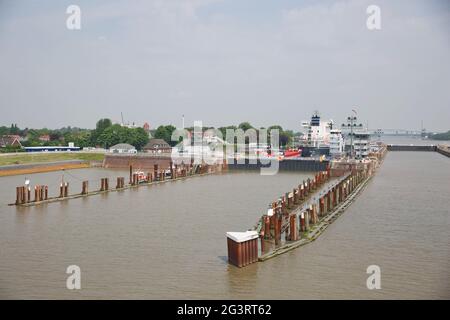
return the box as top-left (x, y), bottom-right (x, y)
top-left (353, 131), bottom-right (370, 159)
top-left (329, 129), bottom-right (344, 157)
top-left (345, 130), bottom-right (370, 159)
top-left (109, 143), bottom-right (137, 154)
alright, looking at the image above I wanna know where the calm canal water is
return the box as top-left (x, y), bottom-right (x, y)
top-left (0, 139), bottom-right (449, 299)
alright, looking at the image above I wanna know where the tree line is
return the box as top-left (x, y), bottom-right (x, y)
top-left (1, 119), bottom-right (298, 151)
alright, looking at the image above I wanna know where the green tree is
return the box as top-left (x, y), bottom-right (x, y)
top-left (97, 124), bottom-right (149, 150)
top-left (238, 122), bottom-right (253, 131)
top-left (91, 118), bottom-right (112, 146)
top-left (9, 123), bottom-right (20, 135)
top-left (97, 124), bottom-right (125, 148)
top-left (154, 125), bottom-right (177, 146)
top-left (128, 127), bottom-right (149, 150)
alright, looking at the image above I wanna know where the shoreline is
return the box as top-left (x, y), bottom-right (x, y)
top-left (0, 160), bottom-right (93, 177)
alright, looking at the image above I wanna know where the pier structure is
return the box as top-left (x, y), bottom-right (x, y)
top-left (387, 143), bottom-right (450, 158)
top-left (226, 145), bottom-right (387, 267)
top-left (11, 160), bottom-right (227, 207)
top-left (436, 145), bottom-right (450, 158)
top-left (227, 157), bottom-right (329, 172)
top-left (226, 231), bottom-right (259, 268)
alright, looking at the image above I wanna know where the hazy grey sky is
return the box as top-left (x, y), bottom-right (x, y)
top-left (0, 0), bottom-right (449, 131)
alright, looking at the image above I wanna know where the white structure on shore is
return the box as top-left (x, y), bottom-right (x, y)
top-left (109, 143), bottom-right (137, 154)
top-left (329, 129), bottom-right (344, 157)
top-left (351, 131), bottom-right (371, 159)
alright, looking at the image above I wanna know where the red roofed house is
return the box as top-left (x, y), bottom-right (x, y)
top-left (39, 134), bottom-right (51, 142)
top-left (0, 135), bottom-right (22, 148)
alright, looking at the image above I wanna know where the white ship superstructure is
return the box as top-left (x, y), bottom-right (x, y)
top-left (301, 112), bottom-right (333, 148)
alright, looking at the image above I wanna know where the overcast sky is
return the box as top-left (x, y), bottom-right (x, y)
top-left (0, 0), bottom-right (449, 131)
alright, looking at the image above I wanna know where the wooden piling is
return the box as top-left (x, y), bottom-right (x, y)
top-left (154, 164), bottom-right (158, 182)
top-left (289, 214), bottom-right (298, 241)
top-left (64, 183), bottom-right (69, 197)
top-left (300, 212), bottom-right (305, 232)
top-left (129, 165), bottom-right (133, 184)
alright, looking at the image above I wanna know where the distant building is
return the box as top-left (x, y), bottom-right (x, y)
top-left (121, 122), bottom-right (138, 129)
top-left (0, 135), bottom-right (22, 148)
top-left (329, 129), bottom-right (344, 157)
top-left (38, 134), bottom-right (51, 142)
top-left (24, 146), bottom-right (80, 152)
top-left (352, 131), bottom-right (370, 159)
top-left (109, 143), bottom-right (137, 154)
top-left (143, 139), bottom-right (171, 154)
top-left (143, 122), bottom-right (150, 133)
top-left (345, 131), bottom-right (370, 159)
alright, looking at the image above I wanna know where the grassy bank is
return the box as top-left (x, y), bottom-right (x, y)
top-left (0, 152), bottom-right (104, 166)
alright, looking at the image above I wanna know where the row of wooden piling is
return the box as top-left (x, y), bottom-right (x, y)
top-left (13, 160), bottom-right (227, 206)
top-left (261, 169), bottom-right (367, 252)
top-left (227, 166), bottom-right (372, 267)
top-left (260, 170), bottom-right (331, 250)
top-left (59, 183), bottom-right (69, 198)
top-left (16, 185), bottom-right (49, 204)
